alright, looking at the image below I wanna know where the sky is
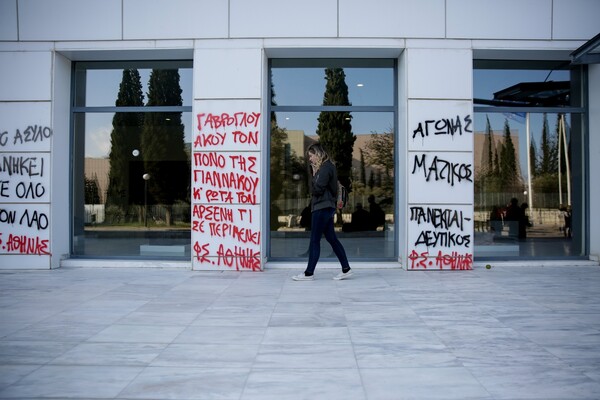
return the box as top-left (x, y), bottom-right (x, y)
top-left (83, 64), bottom-right (573, 180)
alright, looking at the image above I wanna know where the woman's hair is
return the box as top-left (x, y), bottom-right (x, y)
top-left (306, 142), bottom-right (330, 171)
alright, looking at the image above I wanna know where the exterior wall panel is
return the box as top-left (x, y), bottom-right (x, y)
top-left (0, 0), bottom-right (18, 40)
top-left (0, 100), bottom-right (52, 269)
top-left (230, 0), bottom-right (337, 38)
top-left (123, 0), bottom-right (228, 40)
top-left (406, 48), bottom-right (472, 100)
top-left (192, 47), bottom-right (263, 270)
top-left (404, 48), bottom-right (474, 270)
top-left (18, 0), bottom-right (121, 41)
top-left (339, 0), bottom-right (445, 38)
top-left (194, 47), bottom-right (263, 99)
top-left (0, 51), bottom-right (52, 101)
top-left (552, 0), bottom-right (600, 40)
top-left (447, 0), bottom-right (552, 40)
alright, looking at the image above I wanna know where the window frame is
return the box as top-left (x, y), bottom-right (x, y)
top-left (267, 58), bottom-right (399, 262)
top-left (473, 58), bottom-right (589, 260)
top-left (70, 60), bottom-right (193, 259)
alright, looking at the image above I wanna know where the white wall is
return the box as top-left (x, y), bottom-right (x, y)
top-left (0, 50), bottom-right (54, 269)
top-left (0, 0), bottom-right (18, 40)
top-left (124, 0), bottom-right (228, 40)
top-left (50, 52), bottom-right (71, 269)
top-left (18, 0), bottom-right (121, 41)
top-left (191, 43), bottom-right (265, 271)
top-left (403, 46), bottom-right (474, 270)
top-left (2, 0), bottom-right (596, 41)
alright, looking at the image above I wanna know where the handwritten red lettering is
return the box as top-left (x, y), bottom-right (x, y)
top-left (193, 241), bottom-right (210, 263)
top-left (192, 205), bottom-right (234, 222)
top-left (408, 249), bottom-right (472, 270)
top-left (4, 234), bottom-right (50, 255)
top-left (228, 155), bottom-right (257, 173)
top-left (193, 187), bottom-right (201, 200)
top-left (232, 130), bottom-right (259, 145)
top-left (237, 208), bottom-right (252, 223)
top-left (193, 132), bottom-right (226, 148)
top-left (196, 112), bottom-right (261, 131)
top-left (192, 220), bottom-right (205, 232)
top-left (208, 222), bottom-right (260, 245)
top-left (194, 152), bottom-right (226, 168)
top-left (408, 250), bottom-right (428, 269)
top-left (204, 189), bottom-right (234, 203)
top-left (192, 109), bottom-right (262, 271)
top-left (435, 251), bottom-right (473, 270)
top-left (216, 244), bottom-right (260, 271)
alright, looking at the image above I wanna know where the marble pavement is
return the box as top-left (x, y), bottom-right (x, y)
top-left (1, 264), bottom-right (600, 399)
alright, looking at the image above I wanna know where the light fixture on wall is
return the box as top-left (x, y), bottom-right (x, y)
top-left (143, 173), bottom-right (151, 227)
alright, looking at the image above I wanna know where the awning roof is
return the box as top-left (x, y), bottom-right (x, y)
top-left (571, 32), bottom-right (600, 65)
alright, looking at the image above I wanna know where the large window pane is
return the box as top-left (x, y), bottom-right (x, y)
top-left (72, 61), bottom-right (192, 259)
top-left (73, 111), bottom-right (192, 258)
top-left (271, 59), bottom-right (395, 107)
top-left (473, 60), bottom-right (579, 108)
top-left (473, 61), bottom-right (585, 259)
top-left (74, 62), bottom-right (193, 107)
top-left (269, 108), bottom-right (396, 260)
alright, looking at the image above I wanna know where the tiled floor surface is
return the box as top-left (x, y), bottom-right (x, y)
top-left (1, 265), bottom-right (600, 399)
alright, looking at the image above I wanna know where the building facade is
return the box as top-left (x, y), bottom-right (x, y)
top-left (1, 0), bottom-right (599, 270)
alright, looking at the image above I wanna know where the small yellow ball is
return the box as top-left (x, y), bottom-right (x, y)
top-left (485, 264), bottom-right (492, 269)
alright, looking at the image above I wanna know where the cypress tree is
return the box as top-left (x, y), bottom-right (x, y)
top-left (529, 136), bottom-right (538, 177)
top-left (539, 113), bottom-right (558, 174)
top-left (269, 85), bottom-right (288, 230)
top-left (106, 69), bottom-right (144, 218)
top-left (141, 68), bottom-right (188, 226)
top-left (482, 115), bottom-right (495, 176)
top-left (316, 67), bottom-right (356, 191)
top-left (499, 118), bottom-right (518, 191)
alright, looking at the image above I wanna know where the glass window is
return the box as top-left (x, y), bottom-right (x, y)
top-left (271, 59), bottom-right (395, 107)
top-left (269, 60), bottom-right (396, 261)
top-left (72, 61), bottom-right (193, 259)
top-left (473, 60), bottom-right (586, 259)
top-left (74, 61), bottom-right (193, 107)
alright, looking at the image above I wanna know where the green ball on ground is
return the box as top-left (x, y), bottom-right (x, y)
top-left (485, 264), bottom-right (492, 269)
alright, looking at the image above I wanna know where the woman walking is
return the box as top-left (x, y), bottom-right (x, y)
top-left (292, 143), bottom-right (353, 281)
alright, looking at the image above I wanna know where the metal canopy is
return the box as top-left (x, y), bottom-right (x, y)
top-left (493, 81), bottom-right (570, 107)
top-left (571, 32), bottom-right (600, 65)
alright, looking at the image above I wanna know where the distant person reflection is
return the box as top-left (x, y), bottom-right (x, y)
top-left (368, 195), bottom-right (385, 231)
top-left (342, 203), bottom-right (371, 232)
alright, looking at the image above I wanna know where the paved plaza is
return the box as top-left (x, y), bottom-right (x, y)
top-left (1, 264), bottom-right (600, 399)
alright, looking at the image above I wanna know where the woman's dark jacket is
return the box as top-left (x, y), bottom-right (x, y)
top-left (311, 159), bottom-right (337, 212)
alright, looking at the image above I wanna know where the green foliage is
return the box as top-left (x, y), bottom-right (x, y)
top-left (538, 113), bottom-right (558, 175)
top-left (141, 69), bottom-right (189, 226)
top-left (363, 131), bottom-right (394, 201)
top-left (529, 135), bottom-right (538, 177)
top-left (84, 174), bottom-right (101, 204)
top-left (481, 115), bottom-right (495, 176)
top-left (533, 172), bottom-right (559, 193)
top-left (499, 119), bottom-right (518, 188)
top-left (317, 68), bottom-right (356, 191)
top-left (106, 69), bottom-right (144, 211)
top-left (270, 119), bottom-right (287, 203)
top-left (105, 204), bottom-right (124, 224)
top-left (476, 118), bottom-right (521, 194)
